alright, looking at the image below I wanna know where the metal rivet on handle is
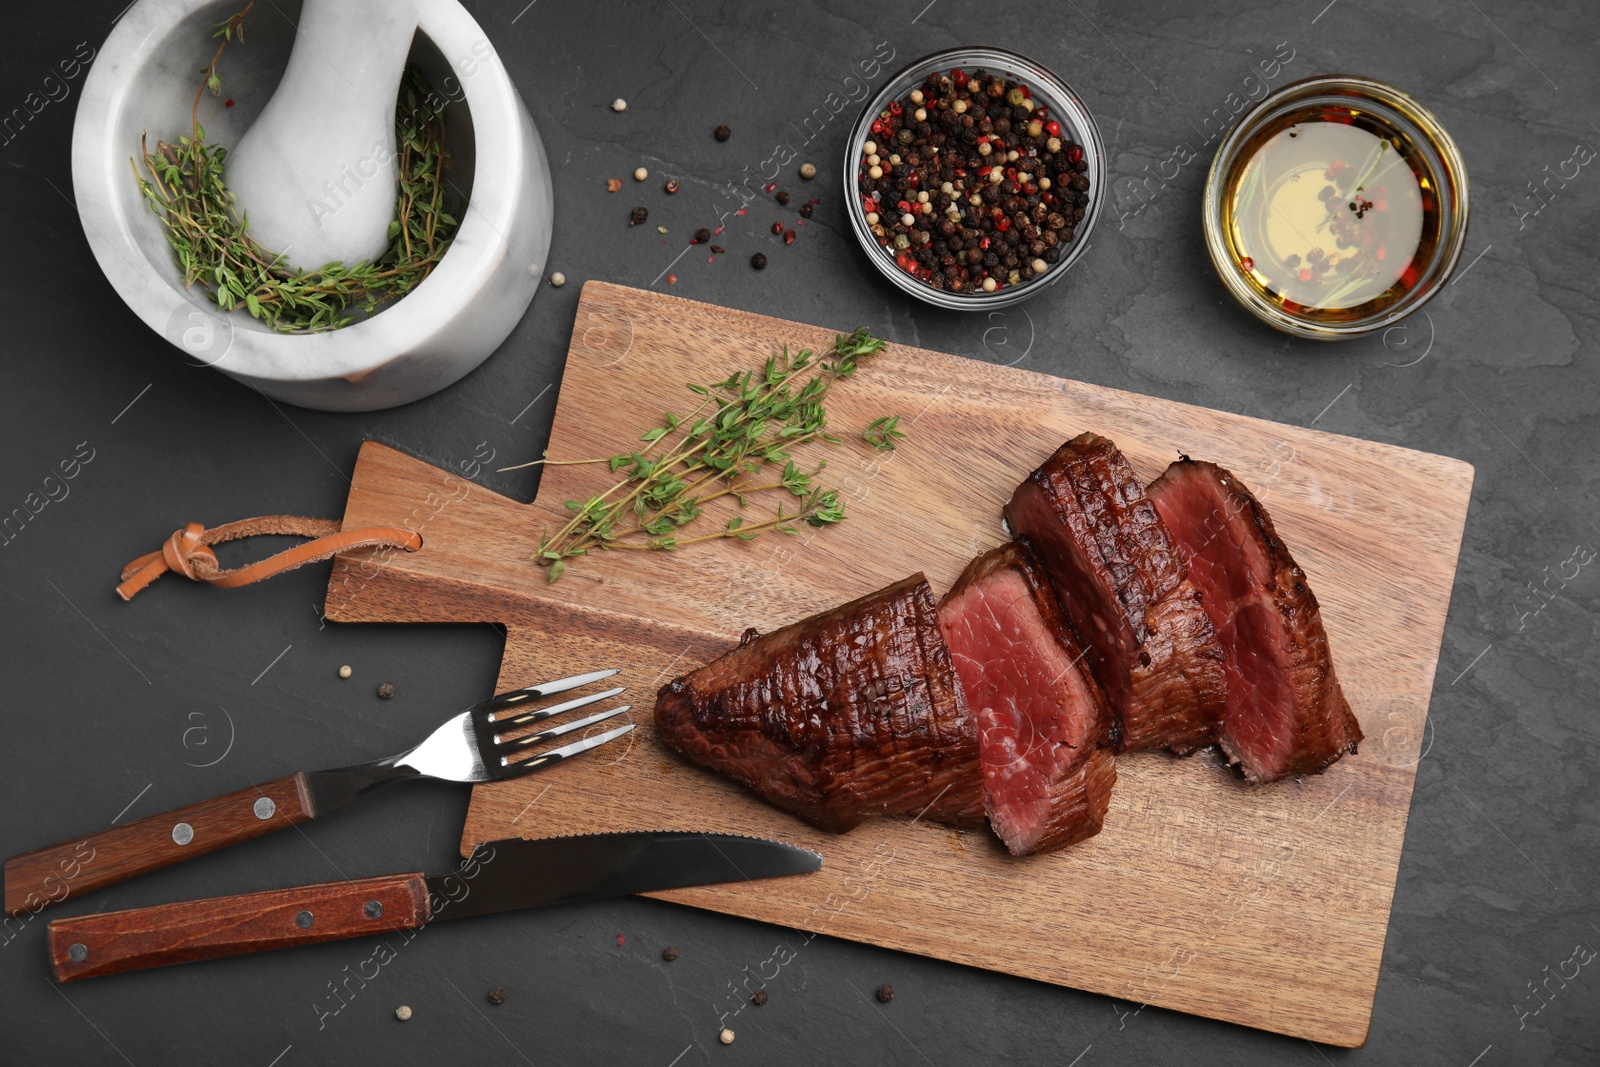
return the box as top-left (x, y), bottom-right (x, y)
top-left (68, 943), bottom-right (87, 962)
top-left (171, 822), bottom-right (194, 846)
top-left (253, 797), bottom-right (276, 820)
top-left (364, 900), bottom-right (384, 919)
top-left (295, 910), bottom-right (314, 929)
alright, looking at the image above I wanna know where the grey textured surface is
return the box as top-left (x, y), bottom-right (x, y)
top-left (1, 1), bottom-right (1595, 1064)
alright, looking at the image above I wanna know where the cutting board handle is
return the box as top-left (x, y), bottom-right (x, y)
top-left (47, 872), bottom-right (431, 981)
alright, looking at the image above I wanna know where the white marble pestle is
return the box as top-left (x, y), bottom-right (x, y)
top-left (226, 0), bottom-right (422, 271)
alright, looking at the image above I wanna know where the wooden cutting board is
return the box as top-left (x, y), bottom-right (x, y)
top-left (327, 281), bottom-right (1472, 1047)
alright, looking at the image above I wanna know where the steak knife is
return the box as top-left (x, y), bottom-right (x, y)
top-left (47, 831), bottom-right (821, 982)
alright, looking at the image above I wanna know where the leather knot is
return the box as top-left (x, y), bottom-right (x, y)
top-left (117, 515), bottom-right (422, 601)
top-left (162, 523), bottom-right (217, 580)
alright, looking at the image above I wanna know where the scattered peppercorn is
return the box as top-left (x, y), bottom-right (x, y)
top-left (338, 665), bottom-right (352, 679)
top-left (875, 984), bottom-right (894, 1003)
top-left (395, 1005), bottom-right (413, 1021)
top-left (710, 244), bottom-right (725, 254)
top-left (662, 946), bottom-right (678, 961)
top-left (634, 167), bottom-right (649, 182)
top-left (751, 253), bottom-right (767, 269)
top-left (799, 162), bottom-right (817, 180)
top-left (771, 222), bottom-right (784, 235)
top-left (857, 66), bottom-right (1091, 294)
top-left (752, 989), bottom-right (768, 1006)
top-left (377, 681), bottom-right (395, 700)
top-left (719, 1029), bottom-right (735, 1045)
top-left (783, 229), bottom-right (796, 245)
top-left (629, 206), bottom-right (648, 226)
top-left (487, 987), bottom-right (507, 1005)
top-left (776, 190), bottom-right (791, 206)
top-left (714, 124), bottom-right (731, 141)
top-left (606, 177), bottom-right (622, 193)
top-left (694, 228), bottom-right (711, 243)
top-left (611, 98), bottom-right (627, 112)
top-left (665, 179), bottom-right (680, 194)
top-left (799, 203), bottom-right (814, 219)
top-left (550, 272), bottom-right (566, 287)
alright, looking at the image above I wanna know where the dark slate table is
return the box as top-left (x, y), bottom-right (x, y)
top-left (3, 1), bottom-right (1595, 1064)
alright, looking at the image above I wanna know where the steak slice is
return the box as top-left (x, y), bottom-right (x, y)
top-left (1147, 458), bottom-right (1362, 782)
top-left (939, 542), bottom-right (1117, 855)
top-left (654, 574), bottom-right (984, 833)
top-left (1004, 433), bottom-right (1228, 753)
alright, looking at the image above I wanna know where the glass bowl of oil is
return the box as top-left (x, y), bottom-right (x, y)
top-left (1202, 76), bottom-right (1468, 340)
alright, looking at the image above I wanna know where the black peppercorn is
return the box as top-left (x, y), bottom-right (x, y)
top-left (694, 227), bottom-right (711, 243)
top-left (776, 190), bottom-right (790, 206)
top-left (487, 987), bottom-right (507, 1005)
top-left (750, 253), bottom-right (767, 269)
top-left (662, 947), bottom-right (678, 961)
top-left (752, 989), bottom-right (768, 1006)
top-left (799, 203), bottom-right (814, 218)
top-left (714, 124), bottom-right (731, 141)
top-left (629, 206), bottom-right (648, 226)
top-left (377, 681), bottom-right (396, 700)
top-left (876, 984), bottom-right (894, 1003)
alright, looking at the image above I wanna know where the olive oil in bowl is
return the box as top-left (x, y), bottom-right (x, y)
top-left (1203, 77), bottom-right (1468, 340)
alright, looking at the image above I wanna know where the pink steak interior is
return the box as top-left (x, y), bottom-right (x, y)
top-left (1149, 470), bottom-right (1294, 776)
top-left (939, 563), bottom-right (1098, 852)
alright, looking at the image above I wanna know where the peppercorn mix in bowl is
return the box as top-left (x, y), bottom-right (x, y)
top-left (1202, 75), bottom-right (1469, 340)
top-left (844, 47), bottom-right (1105, 309)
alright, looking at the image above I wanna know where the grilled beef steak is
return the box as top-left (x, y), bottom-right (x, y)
top-left (654, 574), bottom-right (984, 832)
top-left (939, 542), bottom-right (1117, 855)
top-left (1004, 433), bottom-right (1228, 753)
top-left (1148, 459), bottom-right (1362, 782)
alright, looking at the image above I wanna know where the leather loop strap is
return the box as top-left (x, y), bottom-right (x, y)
top-left (117, 516), bottom-right (421, 601)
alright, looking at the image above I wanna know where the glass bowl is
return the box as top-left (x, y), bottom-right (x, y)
top-left (841, 46), bottom-right (1106, 311)
top-left (1201, 75), bottom-right (1469, 340)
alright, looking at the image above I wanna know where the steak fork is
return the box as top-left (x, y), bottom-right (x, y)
top-left (4, 669), bottom-right (631, 918)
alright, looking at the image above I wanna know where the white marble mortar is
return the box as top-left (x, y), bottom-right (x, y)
top-left (73, 0), bottom-right (553, 411)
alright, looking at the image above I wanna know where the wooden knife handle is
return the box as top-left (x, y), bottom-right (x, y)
top-left (5, 774), bottom-right (314, 918)
top-left (47, 872), bottom-right (431, 981)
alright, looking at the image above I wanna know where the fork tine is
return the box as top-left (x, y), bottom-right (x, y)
top-left (495, 705), bottom-right (632, 750)
top-left (501, 723), bottom-right (635, 777)
top-left (486, 686), bottom-right (626, 727)
top-left (478, 668), bottom-right (621, 714)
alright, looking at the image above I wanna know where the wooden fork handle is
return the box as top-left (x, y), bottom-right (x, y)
top-left (5, 774), bottom-right (314, 918)
top-left (48, 872), bottom-right (431, 981)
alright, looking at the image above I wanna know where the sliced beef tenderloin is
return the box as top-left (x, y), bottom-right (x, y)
top-left (938, 542), bottom-right (1117, 855)
top-left (1004, 433), bottom-right (1228, 753)
top-left (655, 574), bottom-right (984, 832)
top-left (1147, 458), bottom-right (1361, 782)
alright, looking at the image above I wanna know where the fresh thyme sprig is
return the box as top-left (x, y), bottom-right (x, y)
top-left (502, 328), bottom-right (902, 581)
top-left (131, 5), bottom-right (459, 333)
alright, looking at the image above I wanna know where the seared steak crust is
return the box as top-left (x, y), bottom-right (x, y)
top-left (1148, 459), bottom-right (1362, 782)
top-left (940, 542), bottom-right (1117, 855)
top-left (654, 574), bottom-right (984, 832)
top-left (1005, 434), bottom-right (1228, 753)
